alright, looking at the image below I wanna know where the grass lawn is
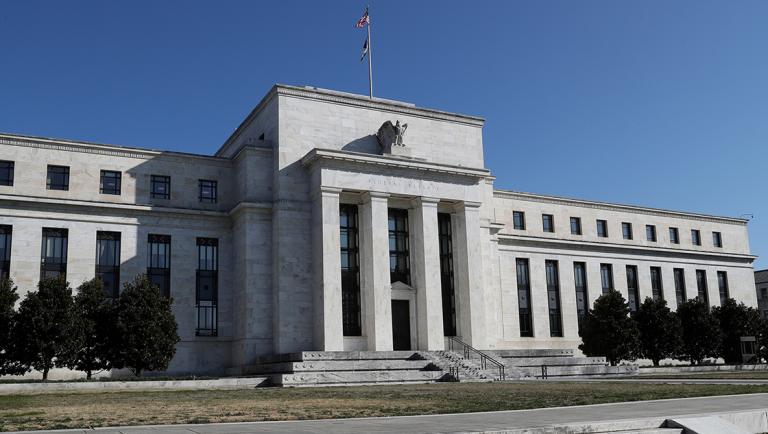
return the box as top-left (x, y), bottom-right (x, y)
top-left (639, 371), bottom-right (768, 380)
top-left (1, 382), bottom-right (768, 431)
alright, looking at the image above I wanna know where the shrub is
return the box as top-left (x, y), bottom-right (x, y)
top-left (111, 275), bottom-right (179, 376)
top-left (635, 297), bottom-right (682, 366)
top-left (11, 278), bottom-right (78, 380)
top-left (676, 299), bottom-right (722, 365)
top-left (69, 279), bottom-right (117, 379)
top-left (712, 298), bottom-right (763, 363)
top-left (0, 278), bottom-right (24, 376)
top-left (579, 290), bottom-right (639, 366)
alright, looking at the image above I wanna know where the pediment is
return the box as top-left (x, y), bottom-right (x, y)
top-left (391, 281), bottom-right (414, 291)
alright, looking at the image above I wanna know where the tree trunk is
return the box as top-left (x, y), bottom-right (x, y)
top-left (653, 359), bottom-right (660, 367)
top-left (86, 370), bottom-right (92, 380)
top-left (42, 367), bottom-right (49, 381)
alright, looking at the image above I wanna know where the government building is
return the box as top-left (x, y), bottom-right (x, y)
top-left (0, 85), bottom-right (759, 376)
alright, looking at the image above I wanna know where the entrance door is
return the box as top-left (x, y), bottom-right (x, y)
top-left (391, 300), bottom-right (411, 350)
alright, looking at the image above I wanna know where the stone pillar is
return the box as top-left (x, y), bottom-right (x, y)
top-left (411, 197), bottom-right (444, 350)
top-left (312, 187), bottom-right (344, 351)
top-left (359, 192), bottom-right (393, 351)
top-left (453, 201), bottom-right (487, 348)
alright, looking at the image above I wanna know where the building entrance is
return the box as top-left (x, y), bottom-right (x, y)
top-left (391, 300), bottom-right (411, 350)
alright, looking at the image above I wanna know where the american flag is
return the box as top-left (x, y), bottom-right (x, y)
top-left (355, 7), bottom-right (370, 28)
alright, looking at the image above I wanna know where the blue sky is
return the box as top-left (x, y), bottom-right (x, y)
top-left (1, 1), bottom-right (766, 268)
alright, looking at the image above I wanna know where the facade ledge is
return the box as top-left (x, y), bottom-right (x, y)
top-left (494, 189), bottom-right (749, 225)
top-left (301, 148), bottom-right (491, 179)
top-left (498, 233), bottom-right (757, 262)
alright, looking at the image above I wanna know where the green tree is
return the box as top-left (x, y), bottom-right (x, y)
top-left (11, 278), bottom-right (78, 380)
top-left (712, 298), bottom-right (763, 363)
top-left (0, 278), bottom-right (24, 376)
top-left (579, 290), bottom-right (639, 366)
top-left (676, 298), bottom-right (722, 365)
top-left (635, 297), bottom-right (682, 366)
top-left (111, 275), bottom-right (179, 376)
top-left (69, 279), bottom-right (116, 379)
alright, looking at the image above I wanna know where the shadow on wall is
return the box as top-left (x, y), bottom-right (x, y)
top-left (342, 135), bottom-right (380, 154)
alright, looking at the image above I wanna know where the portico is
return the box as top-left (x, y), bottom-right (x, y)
top-left (303, 148), bottom-right (491, 352)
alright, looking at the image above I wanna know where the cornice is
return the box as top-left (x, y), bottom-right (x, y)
top-left (0, 133), bottom-right (230, 165)
top-left (301, 148), bottom-right (491, 179)
top-left (494, 190), bottom-right (748, 225)
top-left (498, 233), bottom-right (757, 263)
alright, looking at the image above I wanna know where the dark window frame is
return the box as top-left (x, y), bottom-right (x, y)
top-left (99, 170), bottom-right (122, 195)
top-left (513, 211), bottom-right (526, 230)
top-left (0, 161), bottom-right (14, 186)
top-left (669, 227), bottom-right (680, 244)
top-left (147, 234), bottom-right (171, 297)
top-left (340, 204), bottom-right (362, 336)
top-left (713, 231), bottom-right (723, 248)
top-left (646, 225), bottom-right (657, 242)
top-left (46, 165), bottom-right (70, 191)
top-left (388, 208), bottom-right (411, 285)
top-left (96, 231), bottom-right (121, 299)
top-left (692, 229), bottom-right (701, 246)
top-left (198, 179), bottom-right (218, 204)
top-left (622, 222), bottom-right (633, 240)
top-left (717, 271), bottom-right (729, 305)
top-left (650, 266), bottom-right (663, 301)
top-left (438, 213), bottom-right (457, 337)
top-left (40, 228), bottom-right (68, 280)
top-left (570, 217), bottom-right (582, 235)
top-left (626, 265), bottom-right (640, 313)
top-left (574, 262), bottom-right (589, 331)
top-left (150, 175), bottom-right (171, 199)
top-left (545, 260), bottom-right (563, 337)
top-left (0, 225), bottom-right (11, 281)
top-left (600, 263), bottom-right (614, 294)
top-left (673, 268), bottom-right (686, 306)
top-left (516, 258), bottom-right (533, 337)
top-left (596, 219), bottom-right (608, 238)
top-left (542, 214), bottom-right (554, 233)
top-left (196, 237), bottom-right (218, 336)
top-left (696, 269), bottom-right (709, 307)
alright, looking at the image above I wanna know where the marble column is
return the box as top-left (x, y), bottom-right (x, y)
top-left (411, 197), bottom-right (445, 350)
top-left (359, 191), bottom-right (393, 351)
top-left (311, 186), bottom-right (344, 351)
top-left (453, 201), bottom-right (487, 348)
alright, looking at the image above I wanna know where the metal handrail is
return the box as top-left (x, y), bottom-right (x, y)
top-left (447, 336), bottom-right (506, 381)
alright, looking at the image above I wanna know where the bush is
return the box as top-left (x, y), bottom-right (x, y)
top-left (0, 279), bottom-right (24, 376)
top-left (111, 275), bottom-right (179, 376)
top-left (69, 279), bottom-right (116, 379)
top-left (712, 298), bottom-right (763, 363)
top-left (579, 290), bottom-right (639, 366)
top-left (635, 297), bottom-right (682, 366)
top-left (676, 299), bottom-right (721, 365)
top-left (11, 278), bottom-right (78, 380)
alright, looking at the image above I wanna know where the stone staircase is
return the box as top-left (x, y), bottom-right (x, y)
top-left (490, 349), bottom-right (639, 378)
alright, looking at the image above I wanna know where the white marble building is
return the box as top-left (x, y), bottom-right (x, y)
top-left (0, 85), bottom-right (758, 375)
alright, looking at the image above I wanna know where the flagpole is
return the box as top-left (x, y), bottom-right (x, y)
top-left (367, 5), bottom-right (373, 99)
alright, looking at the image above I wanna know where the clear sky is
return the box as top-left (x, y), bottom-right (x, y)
top-left (1, 1), bottom-right (766, 268)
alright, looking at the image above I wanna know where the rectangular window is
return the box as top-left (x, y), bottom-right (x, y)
top-left (516, 259), bottom-right (533, 337)
top-left (626, 265), bottom-right (640, 313)
top-left (646, 225), bottom-right (657, 242)
top-left (696, 270), bottom-right (709, 307)
top-left (596, 219), bottom-right (608, 238)
top-left (717, 271), bottom-right (729, 305)
top-left (438, 213), bottom-right (457, 337)
top-left (622, 222), bottom-right (633, 240)
top-left (513, 211), bottom-right (526, 230)
top-left (600, 263), bottom-right (614, 294)
top-left (99, 170), bottom-right (121, 195)
top-left (46, 165), bottom-right (69, 191)
top-left (713, 232), bottom-right (723, 248)
top-left (673, 268), bottom-right (686, 306)
top-left (0, 161), bottom-right (13, 186)
top-left (542, 214), bottom-right (554, 233)
top-left (669, 227), bottom-right (680, 244)
top-left (150, 175), bottom-right (171, 199)
top-left (148, 234), bottom-right (171, 297)
top-left (545, 260), bottom-right (563, 337)
top-left (96, 232), bottom-right (121, 299)
top-left (691, 229), bottom-right (701, 246)
top-left (0, 225), bottom-right (11, 281)
top-left (340, 205), bottom-right (361, 336)
top-left (196, 238), bottom-right (218, 336)
top-left (570, 217), bottom-right (582, 235)
top-left (199, 179), bottom-right (217, 204)
top-left (574, 262), bottom-right (589, 331)
top-left (388, 209), bottom-right (410, 285)
top-left (40, 228), bottom-right (68, 280)
top-left (650, 267), bottom-right (663, 301)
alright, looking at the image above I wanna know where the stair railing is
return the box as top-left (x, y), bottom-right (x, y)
top-left (447, 336), bottom-right (506, 381)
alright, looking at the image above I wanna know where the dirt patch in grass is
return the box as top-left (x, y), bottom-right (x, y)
top-left (1, 382), bottom-right (768, 431)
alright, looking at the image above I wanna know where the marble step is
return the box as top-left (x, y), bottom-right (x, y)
top-left (521, 364), bottom-right (638, 377)
top-left (256, 351), bottom-right (421, 364)
top-left (242, 359), bottom-right (434, 375)
top-left (271, 370), bottom-right (447, 386)
top-left (503, 356), bottom-right (608, 367)
top-left (491, 349), bottom-right (575, 358)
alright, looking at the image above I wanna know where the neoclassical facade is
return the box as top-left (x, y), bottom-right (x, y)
top-left (0, 85), bottom-right (758, 375)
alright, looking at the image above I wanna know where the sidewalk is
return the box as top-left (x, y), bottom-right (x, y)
top-left (11, 392), bottom-right (768, 434)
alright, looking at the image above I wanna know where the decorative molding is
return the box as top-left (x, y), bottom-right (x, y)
top-left (494, 190), bottom-right (748, 225)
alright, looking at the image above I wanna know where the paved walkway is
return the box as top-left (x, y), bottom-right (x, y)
top-left (557, 377), bottom-right (768, 385)
top-left (12, 393), bottom-right (768, 434)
